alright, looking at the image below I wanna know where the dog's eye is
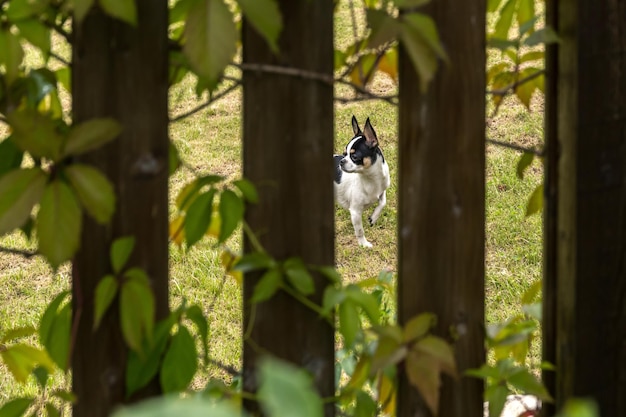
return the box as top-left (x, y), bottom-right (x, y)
top-left (350, 153), bottom-right (360, 162)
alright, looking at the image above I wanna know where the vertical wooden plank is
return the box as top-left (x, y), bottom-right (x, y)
top-left (241, 1), bottom-right (335, 416)
top-left (553, 0), bottom-right (626, 414)
top-left (71, 2), bottom-right (170, 415)
top-left (542, 0), bottom-right (558, 415)
top-left (397, 1), bottom-right (486, 416)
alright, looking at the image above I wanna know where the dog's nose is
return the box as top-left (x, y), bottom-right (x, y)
top-left (340, 159), bottom-right (346, 166)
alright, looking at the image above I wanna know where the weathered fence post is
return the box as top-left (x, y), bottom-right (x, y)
top-left (71, 2), bottom-right (170, 415)
top-left (241, 1), bottom-right (335, 416)
top-left (545, 0), bottom-right (626, 414)
top-left (397, 1), bottom-right (486, 416)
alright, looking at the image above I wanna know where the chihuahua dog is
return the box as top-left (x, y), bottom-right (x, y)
top-left (334, 116), bottom-right (390, 247)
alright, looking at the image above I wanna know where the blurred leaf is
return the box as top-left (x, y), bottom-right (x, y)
top-left (185, 305), bottom-right (209, 362)
top-left (234, 252), bottom-right (276, 272)
top-left (64, 118), bottom-right (122, 157)
top-left (508, 368), bottom-right (552, 400)
top-left (487, 0), bottom-right (503, 13)
top-left (169, 215), bottom-right (185, 246)
top-left (518, 15), bottom-right (539, 38)
top-left (1, 344), bottom-right (55, 383)
top-left (15, 19), bottom-right (51, 55)
top-left (237, 0), bottom-right (282, 53)
top-left (93, 275), bottom-right (119, 330)
top-left (233, 178), bottom-right (258, 203)
top-left (65, 164), bottom-right (116, 224)
top-left (218, 189), bottom-right (244, 243)
top-left (556, 399), bottom-right (599, 417)
top-left (524, 26), bottom-right (560, 47)
top-left (284, 257), bottom-right (314, 296)
top-left (515, 68), bottom-right (539, 109)
top-left (0, 168), bottom-right (47, 236)
top-left (100, 0), bottom-right (137, 25)
top-left (7, 109), bottom-right (64, 160)
top-left (0, 397), bottom-right (35, 417)
top-left (160, 325), bottom-right (197, 393)
top-left (321, 286), bottom-right (346, 316)
top-left (487, 37), bottom-right (517, 51)
top-left (45, 403), bottom-right (60, 417)
top-left (345, 355), bottom-right (370, 391)
top-left (170, 0), bottom-right (195, 24)
top-left (525, 183), bottom-right (544, 217)
top-left (37, 180), bottom-right (82, 269)
top-left (112, 396), bottom-right (244, 417)
top-left (0, 29), bottom-right (24, 84)
top-left (251, 268), bottom-right (283, 303)
top-left (0, 326), bottom-right (36, 344)
top-left (6, 0), bottom-right (48, 19)
top-left (258, 357), bottom-right (323, 417)
top-left (55, 67), bottom-right (71, 92)
top-left (371, 330), bottom-right (407, 372)
top-left (414, 335), bottom-right (457, 376)
top-left (403, 313), bottom-right (435, 342)
top-left (465, 363), bottom-right (501, 380)
top-left (522, 280), bottom-right (542, 304)
top-left (110, 236), bottom-right (135, 274)
top-left (184, 0), bottom-right (237, 85)
top-left (51, 390), bottom-right (77, 403)
top-left (405, 349), bottom-right (440, 415)
top-left (378, 47), bottom-right (398, 83)
top-left (377, 371), bottom-right (396, 415)
top-left (315, 265), bottom-right (341, 284)
top-left (366, 9), bottom-right (402, 49)
top-left (184, 189), bottom-right (216, 248)
top-left (345, 285), bottom-right (379, 325)
top-left (349, 53), bottom-right (377, 88)
top-left (491, 0), bottom-right (516, 41)
top-left (516, 0), bottom-right (535, 29)
top-left (120, 275), bottom-right (155, 353)
top-left (126, 313), bottom-right (176, 397)
top-left (394, 0), bottom-right (430, 7)
top-left (0, 139), bottom-right (24, 177)
top-left (354, 391), bottom-right (377, 417)
top-left (339, 299), bottom-right (360, 348)
top-left (516, 152), bottom-right (535, 179)
top-left (39, 291), bottom-right (70, 371)
top-left (485, 384), bottom-right (509, 417)
top-left (73, 0), bottom-right (95, 23)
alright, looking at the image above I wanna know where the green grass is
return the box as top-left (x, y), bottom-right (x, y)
top-left (0, 2), bottom-right (544, 405)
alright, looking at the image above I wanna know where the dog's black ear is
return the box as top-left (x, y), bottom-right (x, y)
top-left (351, 115), bottom-right (361, 135)
top-left (363, 117), bottom-right (378, 148)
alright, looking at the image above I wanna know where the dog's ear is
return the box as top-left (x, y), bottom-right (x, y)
top-left (351, 115), bottom-right (361, 135)
top-left (363, 118), bottom-right (378, 148)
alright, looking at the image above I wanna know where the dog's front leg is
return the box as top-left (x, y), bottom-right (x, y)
top-left (350, 208), bottom-right (372, 248)
top-left (369, 191), bottom-right (387, 226)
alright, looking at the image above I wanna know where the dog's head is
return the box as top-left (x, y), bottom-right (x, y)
top-left (339, 116), bottom-right (383, 174)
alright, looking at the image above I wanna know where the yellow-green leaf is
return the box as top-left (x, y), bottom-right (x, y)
top-left (403, 313), bottom-right (435, 342)
top-left (237, 0), bottom-right (282, 53)
top-left (0, 168), bottom-right (47, 236)
top-left (64, 118), bottom-right (122, 157)
top-left (405, 349), bottom-right (441, 416)
top-left (100, 0), bottom-right (137, 26)
top-left (7, 109), bottom-right (64, 160)
top-left (1, 344), bottom-right (55, 383)
top-left (0, 397), bottom-right (35, 417)
top-left (184, 0), bottom-right (237, 86)
top-left (93, 275), bottom-right (119, 330)
top-left (65, 164), bottom-right (116, 224)
top-left (414, 335), bottom-right (457, 376)
top-left (73, 0), bottom-right (95, 23)
top-left (37, 180), bottom-right (82, 269)
top-left (0, 29), bottom-right (24, 85)
top-left (15, 20), bottom-right (51, 55)
top-left (525, 183), bottom-right (544, 217)
top-left (120, 274), bottom-right (155, 353)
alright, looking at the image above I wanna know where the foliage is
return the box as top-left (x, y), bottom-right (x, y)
top-left (0, 0), bottom-right (563, 416)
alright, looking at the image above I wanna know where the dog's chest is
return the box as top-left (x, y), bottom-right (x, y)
top-left (334, 171), bottom-right (386, 209)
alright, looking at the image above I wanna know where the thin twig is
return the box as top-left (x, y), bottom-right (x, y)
top-left (169, 81), bottom-right (242, 123)
top-left (486, 138), bottom-right (543, 156)
top-left (487, 69), bottom-right (545, 96)
top-left (42, 18), bottom-right (71, 44)
top-left (0, 246), bottom-right (38, 258)
top-left (208, 358), bottom-right (241, 377)
top-left (50, 51), bottom-right (70, 67)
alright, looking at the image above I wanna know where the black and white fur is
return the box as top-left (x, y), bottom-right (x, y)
top-left (334, 116), bottom-right (390, 248)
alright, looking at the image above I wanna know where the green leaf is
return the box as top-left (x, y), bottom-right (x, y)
top-left (120, 275), bottom-right (155, 353)
top-left (37, 180), bottom-right (82, 269)
top-left (370, 329), bottom-right (408, 372)
top-left (111, 396), bottom-right (243, 417)
top-left (169, 141), bottom-right (181, 175)
top-left (184, 0), bottom-right (237, 85)
top-left (399, 13), bottom-right (443, 91)
top-left (233, 178), bottom-right (258, 203)
top-left (0, 139), bottom-right (24, 177)
top-left (170, 0), bottom-right (196, 24)
top-left (126, 313), bottom-right (176, 397)
top-left (184, 189), bottom-right (216, 248)
top-left (0, 168), bottom-right (47, 236)
top-left (519, 50), bottom-right (544, 64)
top-left (39, 291), bottom-right (70, 370)
top-left (32, 365), bottom-right (49, 388)
top-left (65, 164), bottom-right (116, 224)
top-left (0, 397), bottom-right (35, 417)
top-left (354, 391), bottom-right (377, 417)
top-left (15, 19), bottom-right (51, 55)
top-left (51, 390), bottom-right (77, 403)
top-left (485, 384), bottom-right (509, 417)
top-left (74, 0), bottom-right (95, 23)
top-left (110, 236), bottom-right (135, 274)
top-left (522, 280), bottom-right (542, 305)
top-left (339, 299), bottom-right (360, 347)
top-left (55, 67), bottom-right (71, 92)
top-left (258, 357), bottom-right (323, 417)
top-left (491, 0), bottom-right (516, 40)
top-left (366, 9), bottom-right (402, 49)
top-left (557, 399), bottom-right (599, 417)
top-left (64, 118), bottom-right (122, 157)
top-left (403, 313), bottom-right (435, 342)
top-left (7, 109), bottom-right (64, 160)
top-left (251, 268), bottom-right (283, 303)
top-left (414, 335), bottom-right (456, 375)
top-left (516, 0), bottom-right (535, 30)
top-left (175, 175), bottom-right (223, 210)
top-left (525, 183), bottom-right (544, 217)
top-left (237, 0), bottom-right (282, 53)
top-left (507, 368), bottom-right (552, 400)
top-left (45, 402), bottom-right (60, 417)
top-left (100, 0), bottom-right (137, 25)
top-left (160, 325), bottom-right (198, 393)
top-left (94, 275), bottom-right (119, 330)
top-left (405, 349), bottom-right (441, 415)
top-left (465, 364), bottom-right (501, 380)
top-left (1, 344), bottom-right (55, 383)
top-left (345, 285), bottom-right (380, 325)
top-left (0, 29), bottom-right (24, 85)
top-left (524, 26), bottom-right (560, 47)
top-left (487, 0), bottom-right (503, 13)
top-left (518, 15), bottom-right (539, 38)
top-left (218, 189), bottom-right (244, 243)
top-left (6, 0), bottom-right (48, 19)
top-left (283, 257), bottom-right (315, 295)
top-left (394, 0), bottom-right (430, 7)
top-left (234, 252), bottom-right (276, 272)
top-left (315, 265), bottom-right (341, 284)
top-left (185, 305), bottom-right (209, 362)
top-left (1, 326), bottom-right (36, 343)
top-left (321, 286), bottom-right (345, 317)
top-left (516, 152), bottom-right (534, 179)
